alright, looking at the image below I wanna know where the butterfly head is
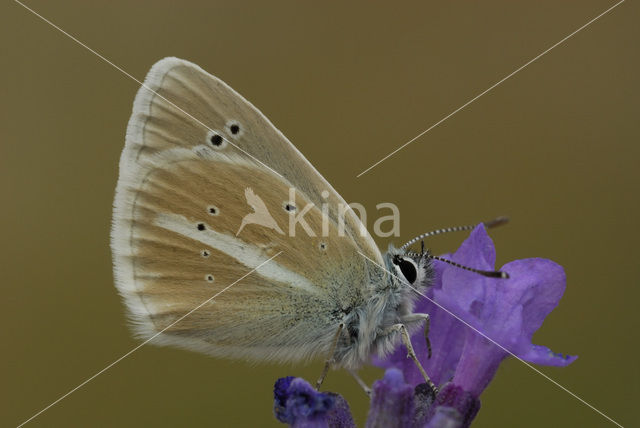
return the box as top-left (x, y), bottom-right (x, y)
top-left (385, 245), bottom-right (434, 291)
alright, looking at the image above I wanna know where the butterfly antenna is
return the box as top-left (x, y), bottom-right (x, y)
top-left (431, 255), bottom-right (509, 279)
top-left (405, 251), bottom-right (509, 279)
top-left (400, 216), bottom-right (509, 252)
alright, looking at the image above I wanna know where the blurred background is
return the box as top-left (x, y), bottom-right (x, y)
top-left (1, 1), bottom-right (637, 426)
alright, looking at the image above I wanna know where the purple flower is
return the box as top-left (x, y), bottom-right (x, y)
top-left (274, 369), bottom-right (436, 428)
top-left (365, 368), bottom-right (416, 428)
top-left (375, 224), bottom-right (577, 422)
top-left (275, 225), bottom-right (576, 427)
top-left (273, 376), bottom-right (355, 428)
top-left (423, 383), bottom-right (480, 428)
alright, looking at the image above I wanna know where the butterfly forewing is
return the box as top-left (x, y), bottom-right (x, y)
top-left (112, 58), bottom-right (385, 363)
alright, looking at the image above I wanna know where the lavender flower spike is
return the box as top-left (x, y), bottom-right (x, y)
top-left (274, 376), bottom-right (355, 428)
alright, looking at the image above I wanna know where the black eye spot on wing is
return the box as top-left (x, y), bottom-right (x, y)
top-left (208, 206), bottom-right (219, 216)
top-left (210, 134), bottom-right (223, 146)
top-left (284, 203), bottom-right (296, 212)
top-left (197, 223), bottom-right (206, 231)
top-left (205, 274), bottom-right (214, 283)
top-left (226, 120), bottom-right (243, 138)
top-left (319, 242), bottom-right (327, 251)
top-left (201, 249), bottom-right (210, 257)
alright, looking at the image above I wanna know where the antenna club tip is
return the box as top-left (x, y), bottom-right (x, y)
top-left (500, 271), bottom-right (510, 279)
top-left (484, 216), bottom-right (510, 229)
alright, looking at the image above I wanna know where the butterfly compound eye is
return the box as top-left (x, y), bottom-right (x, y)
top-left (395, 257), bottom-right (417, 284)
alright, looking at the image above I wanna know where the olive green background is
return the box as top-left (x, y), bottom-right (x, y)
top-left (1, 1), bottom-right (637, 427)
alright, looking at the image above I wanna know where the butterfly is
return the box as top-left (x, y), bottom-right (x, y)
top-left (111, 57), bottom-right (506, 392)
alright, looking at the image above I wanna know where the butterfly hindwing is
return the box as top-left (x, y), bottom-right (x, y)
top-left (111, 57), bottom-right (386, 362)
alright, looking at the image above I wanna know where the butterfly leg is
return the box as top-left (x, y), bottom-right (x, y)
top-left (382, 323), bottom-right (438, 395)
top-left (401, 313), bottom-right (431, 359)
top-left (348, 369), bottom-right (371, 396)
top-left (316, 323), bottom-right (345, 390)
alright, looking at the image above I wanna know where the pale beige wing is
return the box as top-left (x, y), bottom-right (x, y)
top-left (111, 57), bottom-right (386, 363)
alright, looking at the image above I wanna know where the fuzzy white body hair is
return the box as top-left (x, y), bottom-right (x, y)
top-left (331, 246), bottom-right (434, 369)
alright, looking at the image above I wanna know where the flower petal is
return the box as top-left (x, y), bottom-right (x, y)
top-left (500, 258), bottom-right (567, 342)
top-left (365, 369), bottom-right (414, 428)
top-left (440, 225), bottom-right (496, 314)
top-left (518, 344), bottom-right (578, 367)
top-left (425, 383), bottom-right (480, 428)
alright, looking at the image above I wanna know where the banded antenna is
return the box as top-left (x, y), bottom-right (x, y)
top-left (400, 216), bottom-right (509, 252)
top-left (403, 216), bottom-right (510, 279)
top-left (406, 251), bottom-right (509, 279)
